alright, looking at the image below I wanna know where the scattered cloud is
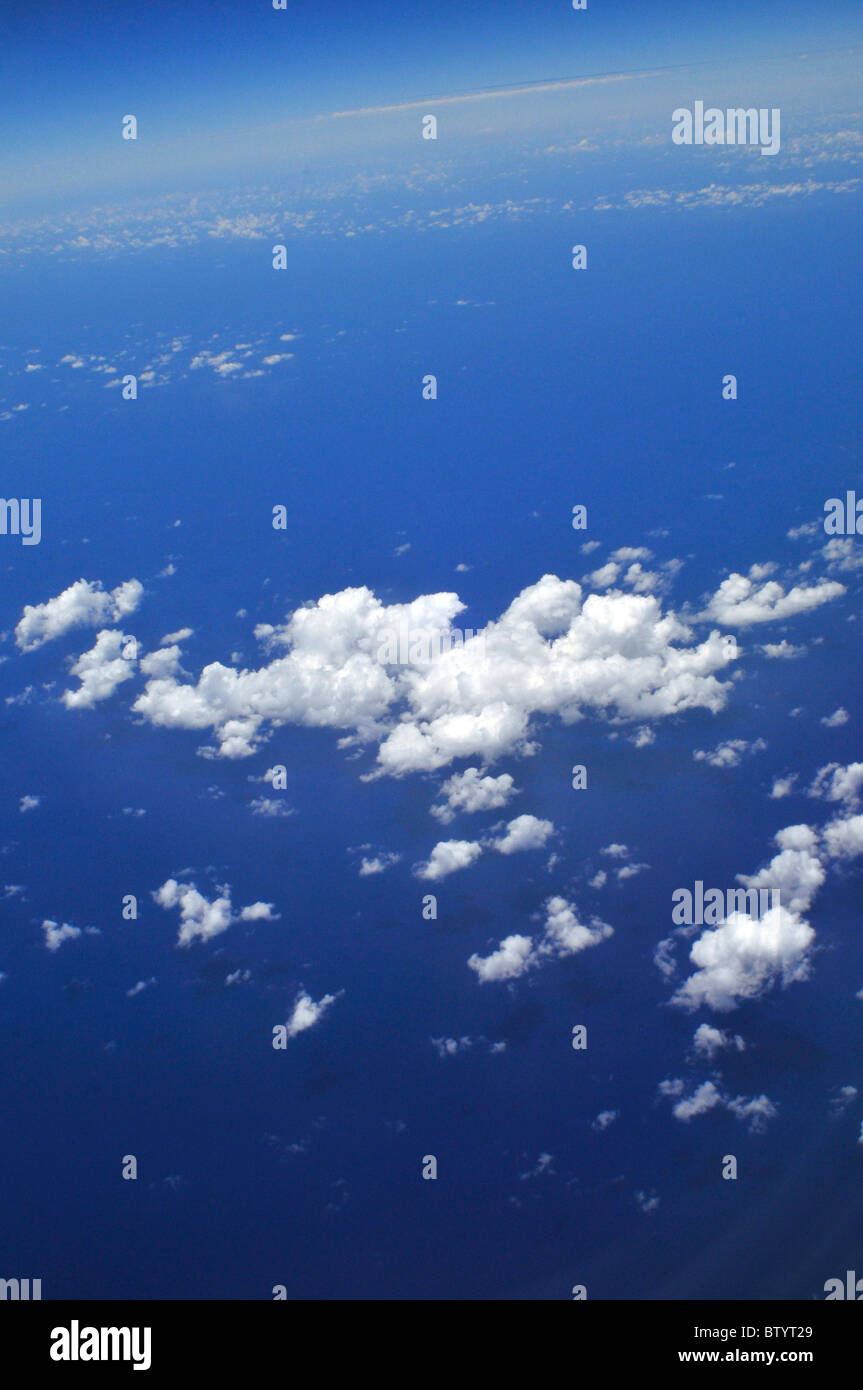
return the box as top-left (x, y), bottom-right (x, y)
top-left (153, 878), bottom-right (278, 946)
top-left (16, 578), bottom-right (143, 651)
top-left (285, 988), bottom-right (340, 1038)
top-left (358, 851), bottom-right (401, 876)
top-left (126, 978), bottom-right (156, 998)
top-left (42, 920), bottom-right (82, 952)
top-left (822, 707), bottom-right (849, 728)
top-left (468, 894), bottom-right (612, 983)
top-left (693, 737), bottom-right (767, 769)
top-left (592, 1109), bottom-right (619, 1132)
top-left (431, 767), bottom-right (518, 824)
top-left (702, 568), bottom-right (844, 627)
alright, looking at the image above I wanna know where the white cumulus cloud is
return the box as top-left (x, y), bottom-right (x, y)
top-left (285, 989), bottom-right (339, 1038)
top-left (702, 569), bottom-right (844, 627)
top-left (63, 630), bottom-right (138, 709)
top-left (489, 813), bottom-right (554, 855)
top-left (431, 767), bottom-right (518, 823)
top-left (153, 878), bottom-right (278, 946)
top-left (415, 839), bottom-right (484, 881)
top-left (42, 920), bottom-right (82, 952)
top-left (16, 578), bottom-right (143, 651)
top-left (130, 574), bottom-right (740, 769)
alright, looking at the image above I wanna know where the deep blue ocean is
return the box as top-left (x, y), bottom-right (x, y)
top-left (1, 170), bottom-right (861, 1298)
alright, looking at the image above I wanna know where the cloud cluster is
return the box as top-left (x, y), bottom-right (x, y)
top-left (468, 894), bottom-right (613, 983)
top-left (809, 762), bottom-right (863, 808)
top-left (669, 787), bottom-right (863, 1011)
top-left (430, 767), bottom-right (518, 824)
top-left (414, 814), bottom-right (554, 880)
top-left (658, 1078), bottom-right (777, 1132)
top-left (42, 920), bottom-right (82, 952)
top-left (16, 578), bottom-right (143, 651)
top-left (153, 878), bottom-right (278, 947)
top-left (129, 575), bottom-right (740, 769)
top-left (701, 568), bottom-right (844, 628)
top-left (692, 1023), bottom-right (746, 1059)
top-left (63, 630), bottom-right (139, 709)
top-left (693, 737), bottom-right (766, 769)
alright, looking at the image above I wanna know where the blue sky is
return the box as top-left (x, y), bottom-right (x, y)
top-left (3, 0), bottom-right (862, 206)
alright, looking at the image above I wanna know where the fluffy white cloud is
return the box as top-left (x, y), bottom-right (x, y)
top-left (660, 1079), bottom-right (723, 1121)
top-left (726, 1094), bottom-right (778, 1133)
top-left (359, 852), bottom-right (401, 876)
top-left (737, 824), bottom-right (825, 913)
top-left (584, 552), bottom-right (666, 595)
top-left (19, 794), bottom-right (40, 812)
top-left (671, 804), bottom-right (863, 1012)
top-left (489, 814), bottom-right (554, 855)
top-left (809, 762), bottom-right (863, 809)
top-left (822, 538), bottom-right (863, 573)
top-left (130, 575), bottom-right (740, 768)
top-left (622, 562), bottom-right (661, 593)
top-left (672, 825), bottom-right (824, 1011)
top-left (153, 878), bottom-right (277, 946)
top-left (693, 737), bottom-right (766, 768)
top-left (285, 989), bottom-right (338, 1038)
top-left (239, 902), bottom-right (278, 921)
top-left (139, 644), bottom-right (183, 679)
top-left (611, 547), bottom-right (652, 564)
top-left (585, 561), bottom-right (621, 589)
top-left (692, 1023), bottom-right (745, 1059)
top-left (63, 630), bottom-right (138, 709)
top-left (540, 895), bottom-right (614, 957)
top-left (16, 578), bottom-right (143, 651)
top-left (822, 813), bottom-right (863, 859)
top-left (630, 725), bottom-right (655, 748)
top-left (468, 895), bottom-right (612, 983)
top-left (415, 839), bottom-right (483, 881)
top-left (431, 767), bottom-right (517, 823)
top-left (467, 933), bottom-right (536, 983)
top-left (42, 920), bottom-right (82, 951)
top-left (673, 903), bottom-right (815, 1013)
top-left (760, 640), bottom-right (805, 659)
top-left (419, 816), bottom-right (552, 880)
top-left (659, 1078), bottom-right (777, 1132)
top-left (702, 569), bottom-right (845, 627)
